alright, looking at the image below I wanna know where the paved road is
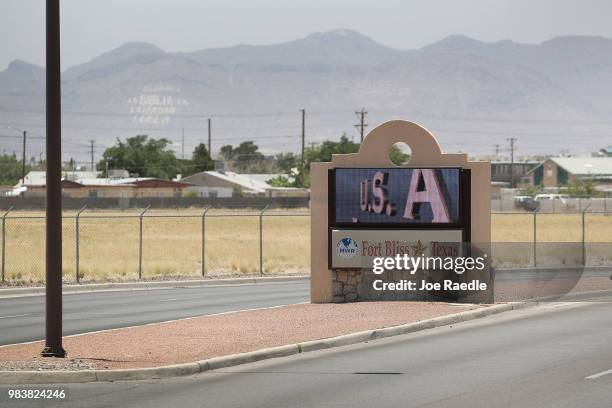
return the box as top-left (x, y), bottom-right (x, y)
top-left (9, 293), bottom-right (609, 408)
top-left (0, 282), bottom-right (309, 346)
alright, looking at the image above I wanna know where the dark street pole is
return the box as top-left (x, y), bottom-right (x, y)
top-left (21, 130), bottom-right (27, 183)
top-left (300, 109), bottom-right (305, 186)
top-left (7, 126), bottom-right (27, 183)
top-left (41, 0), bottom-right (65, 358)
top-left (207, 118), bottom-right (212, 155)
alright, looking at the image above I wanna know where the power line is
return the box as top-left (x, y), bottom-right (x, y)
top-left (0, 107), bottom-right (298, 119)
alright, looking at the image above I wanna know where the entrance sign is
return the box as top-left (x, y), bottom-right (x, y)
top-left (310, 120), bottom-right (491, 303)
top-left (330, 229), bottom-right (463, 269)
top-left (332, 167), bottom-right (461, 225)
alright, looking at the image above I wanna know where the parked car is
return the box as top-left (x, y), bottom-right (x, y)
top-left (513, 195), bottom-right (538, 211)
top-left (534, 194), bottom-right (569, 203)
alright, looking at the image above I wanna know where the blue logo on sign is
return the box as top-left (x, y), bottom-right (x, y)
top-left (336, 237), bottom-right (359, 259)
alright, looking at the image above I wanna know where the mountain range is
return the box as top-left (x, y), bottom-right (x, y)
top-left (1, 29), bottom-right (611, 161)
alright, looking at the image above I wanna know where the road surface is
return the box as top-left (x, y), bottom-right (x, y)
top-left (6, 293), bottom-right (608, 408)
top-left (0, 281), bottom-right (309, 346)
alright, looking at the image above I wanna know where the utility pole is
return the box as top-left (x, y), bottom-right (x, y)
top-left (300, 109), bottom-right (305, 186)
top-left (207, 118), bottom-right (212, 155)
top-left (507, 138), bottom-right (516, 188)
top-left (354, 108), bottom-right (368, 143)
top-left (7, 126), bottom-right (27, 183)
top-left (494, 144), bottom-right (500, 160)
top-left (89, 140), bottom-right (95, 172)
top-left (21, 130), bottom-right (26, 183)
top-left (42, 0), bottom-right (65, 358)
top-left (181, 127), bottom-right (185, 159)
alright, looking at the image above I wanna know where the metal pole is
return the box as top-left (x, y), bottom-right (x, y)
top-left (300, 109), bottom-right (305, 186)
top-left (75, 205), bottom-right (87, 283)
top-left (201, 207), bottom-right (211, 277)
top-left (42, 0), bottom-right (65, 358)
top-left (138, 206), bottom-right (150, 279)
top-left (533, 204), bottom-right (540, 268)
top-left (582, 204), bottom-right (591, 267)
top-left (1, 207), bottom-right (13, 284)
top-left (21, 131), bottom-right (27, 183)
top-left (207, 118), bottom-right (212, 155)
top-left (259, 205), bottom-right (270, 276)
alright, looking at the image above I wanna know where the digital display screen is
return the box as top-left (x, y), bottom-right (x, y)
top-left (333, 168), bottom-right (461, 225)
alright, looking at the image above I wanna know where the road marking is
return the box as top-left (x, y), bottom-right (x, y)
top-left (0, 313), bottom-right (31, 319)
top-left (586, 368), bottom-right (612, 380)
top-left (0, 301), bottom-right (309, 349)
top-left (158, 296), bottom-right (202, 302)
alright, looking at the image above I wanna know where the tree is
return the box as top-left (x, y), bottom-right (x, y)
top-left (219, 145), bottom-right (234, 161)
top-left (275, 152), bottom-right (298, 174)
top-left (218, 141), bottom-right (268, 173)
top-left (0, 153), bottom-right (30, 185)
top-left (97, 135), bottom-right (181, 179)
top-left (266, 175), bottom-right (297, 188)
top-left (293, 134), bottom-right (360, 187)
top-left (389, 146), bottom-right (410, 166)
top-left (304, 134), bottom-right (360, 164)
top-left (561, 180), bottom-right (602, 198)
top-left (191, 143), bottom-right (214, 173)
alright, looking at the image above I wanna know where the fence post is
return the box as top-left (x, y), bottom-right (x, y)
top-left (201, 207), bottom-right (212, 277)
top-left (138, 206), bottom-right (150, 279)
top-left (1, 207), bottom-right (13, 284)
top-left (75, 205), bottom-right (87, 283)
top-left (259, 205), bottom-right (270, 276)
top-left (533, 204), bottom-right (540, 268)
top-left (582, 204), bottom-right (591, 267)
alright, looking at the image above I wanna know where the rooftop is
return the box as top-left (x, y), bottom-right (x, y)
top-left (551, 157), bottom-right (612, 176)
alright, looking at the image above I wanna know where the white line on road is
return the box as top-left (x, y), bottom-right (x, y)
top-left (0, 302), bottom-right (309, 350)
top-left (0, 313), bottom-right (31, 319)
top-left (586, 368), bottom-right (612, 380)
top-left (158, 296), bottom-right (202, 302)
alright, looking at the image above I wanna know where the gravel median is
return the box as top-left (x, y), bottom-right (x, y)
top-left (0, 302), bottom-right (479, 371)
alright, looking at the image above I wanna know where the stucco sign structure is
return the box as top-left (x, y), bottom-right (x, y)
top-left (310, 120), bottom-right (491, 303)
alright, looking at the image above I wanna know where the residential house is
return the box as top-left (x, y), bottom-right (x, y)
top-left (24, 177), bottom-right (191, 198)
top-left (181, 171), bottom-right (309, 198)
top-left (521, 157), bottom-right (612, 190)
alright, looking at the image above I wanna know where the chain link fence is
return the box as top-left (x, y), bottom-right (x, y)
top-left (0, 208), bottom-right (610, 285)
top-left (491, 196), bottom-right (611, 212)
top-left (0, 208), bottom-right (310, 285)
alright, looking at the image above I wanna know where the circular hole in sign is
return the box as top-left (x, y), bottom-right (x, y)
top-left (389, 142), bottom-right (411, 166)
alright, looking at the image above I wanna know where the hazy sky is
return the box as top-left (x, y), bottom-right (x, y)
top-left (1, 0), bottom-right (612, 70)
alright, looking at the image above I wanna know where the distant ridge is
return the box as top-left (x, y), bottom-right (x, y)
top-left (1, 30), bottom-right (611, 158)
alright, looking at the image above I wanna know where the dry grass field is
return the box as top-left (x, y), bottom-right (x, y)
top-left (1, 209), bottom-right (611, 284)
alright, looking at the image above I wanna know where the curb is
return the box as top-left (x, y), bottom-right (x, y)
top-left (0, 276), bottom-right (309, 298)
top-left (0, 301), bottom-right (532, 385)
